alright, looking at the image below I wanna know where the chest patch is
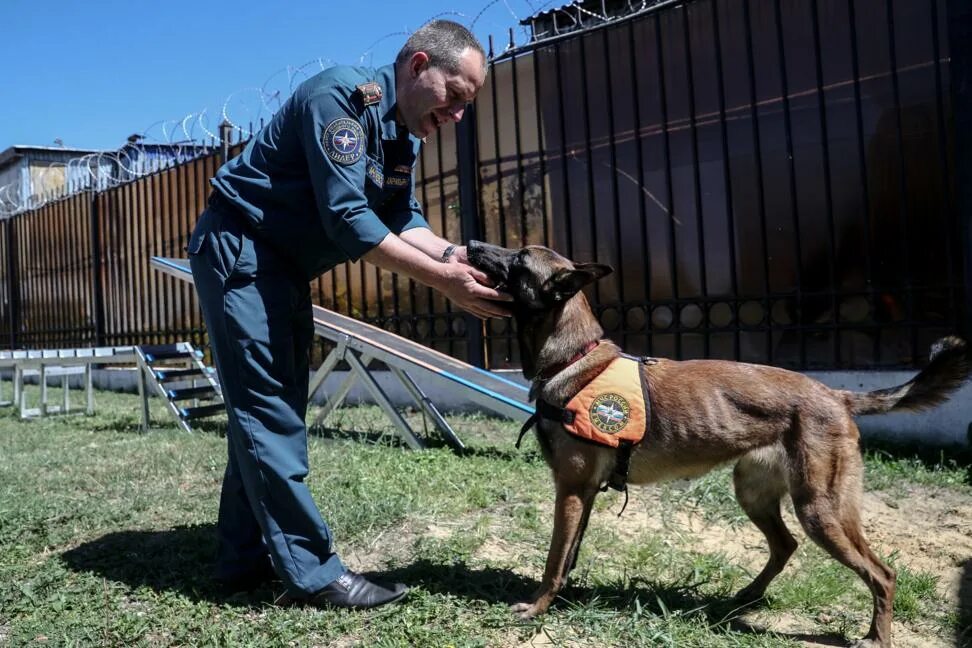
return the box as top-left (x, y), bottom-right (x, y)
top-left (589, 393), bottom-right (631, 434)
top-left (563, 356), bottom-right (649, 448)
top-left (322, 118), bottom-right (365, 165)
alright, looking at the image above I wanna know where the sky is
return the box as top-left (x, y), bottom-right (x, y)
top-left (0, 0), bottom-right (550, 151)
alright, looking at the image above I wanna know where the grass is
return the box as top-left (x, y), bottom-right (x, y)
top-left (0, 386), bottom-right (968, 646)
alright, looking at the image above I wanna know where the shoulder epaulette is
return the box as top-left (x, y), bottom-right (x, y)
top-left (355, 82), bottom-right (383, 106)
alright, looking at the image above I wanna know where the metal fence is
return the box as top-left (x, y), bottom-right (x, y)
top-left (0, 0), bottom-right (967, 371)
top-left (471, 0), bottom-right (964, 370)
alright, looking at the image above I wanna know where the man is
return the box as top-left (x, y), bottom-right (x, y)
top-left (187, 20), bottom-right (509, 610)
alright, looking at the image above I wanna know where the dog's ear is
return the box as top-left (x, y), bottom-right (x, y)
top-left (541, 263), bottom-right (613, 302)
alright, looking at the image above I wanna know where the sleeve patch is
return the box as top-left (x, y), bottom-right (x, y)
top-left (321, 117), bottom-right (365, 165)
top-left (366, 158), bottom-right (384, 187)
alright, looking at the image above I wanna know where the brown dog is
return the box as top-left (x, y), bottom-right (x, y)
top-left (467, 240), bottom-right (970, 648)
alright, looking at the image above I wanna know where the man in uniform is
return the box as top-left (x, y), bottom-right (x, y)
top-left (187, 20), bottom-right (509, 610)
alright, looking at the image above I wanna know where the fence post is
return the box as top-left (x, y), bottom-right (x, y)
top-left (455, 104), bottom-right (486, 368)
top-left (949, 0), bottom-right (972, 345)
top-left (5, 218), bottom-right (19, 349)
top-left (89, 191), bottom-right (107, 347)
top-left (219, 120), bottom-right (233, 165)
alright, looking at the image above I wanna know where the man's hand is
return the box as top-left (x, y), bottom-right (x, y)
top-left (437, 262), bottom-right (512, 319)
top-left (363, 234), bottom-right (512, 320)
top-left (450, 245), bottom-right (499, 285)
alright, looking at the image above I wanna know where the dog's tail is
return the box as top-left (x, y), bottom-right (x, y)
top-left (843, 336), bottom-right (970, 416)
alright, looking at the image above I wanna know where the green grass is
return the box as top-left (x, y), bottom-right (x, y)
top-left (0, 387), bottom-right (967, 646)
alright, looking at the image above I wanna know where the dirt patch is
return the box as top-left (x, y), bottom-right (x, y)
top-left (601, 483), bottom-right (972, 588)
top-left (861, 487), bottom-right (972, 606)
top-left (591, 482), bottom-right (968, 646)
top-left (340, 481), bottom-right (968, 646)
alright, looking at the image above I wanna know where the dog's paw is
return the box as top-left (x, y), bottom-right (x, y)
top-left (849, 639), bottom-right (886, 648)
top-left (730, 585), bottom-right (767, 608)
top-left (510, 601), bottom-right (545, 619)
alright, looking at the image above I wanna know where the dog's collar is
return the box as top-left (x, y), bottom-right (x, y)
top-left (536, 340), bottom-right (601, 382)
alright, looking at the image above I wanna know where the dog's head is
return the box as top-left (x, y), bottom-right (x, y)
top-left (467, 241), bottom-right (612, 313)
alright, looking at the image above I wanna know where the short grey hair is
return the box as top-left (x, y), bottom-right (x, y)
top-left (395, 20), bottom-right (487, 76)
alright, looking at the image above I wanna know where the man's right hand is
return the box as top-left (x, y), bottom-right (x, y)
top-left (363, 233), bottom-right (513, 320)
top-left (437, 263), bottom-right (513, 320)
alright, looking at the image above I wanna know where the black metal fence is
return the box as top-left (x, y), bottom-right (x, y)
top-left (469, 0), bottom-right (965, 370)
top-left (1, 0), bottom-right (968, 372)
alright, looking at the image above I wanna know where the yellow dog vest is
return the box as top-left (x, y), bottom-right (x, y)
top-left (562, 356), bottom-right (649, 448)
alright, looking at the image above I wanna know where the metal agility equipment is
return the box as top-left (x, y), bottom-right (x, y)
top-left (150, 257), bottom-right (533, 450)
top-left (136, 342), bottom-right (225, 434)
top-left (0, 346), bottom-right (137, 418)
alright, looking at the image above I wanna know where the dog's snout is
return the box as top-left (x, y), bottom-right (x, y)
top-left (467, 241), bottom-right (517, 281)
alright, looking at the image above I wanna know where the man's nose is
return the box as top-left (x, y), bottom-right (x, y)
top-left (448, 103), bottom-right (466, 122)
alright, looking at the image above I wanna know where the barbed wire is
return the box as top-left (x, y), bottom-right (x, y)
top-left (0, 0), bottom-right (651, 218)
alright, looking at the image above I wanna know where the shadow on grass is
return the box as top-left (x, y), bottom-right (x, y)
top-left (310, 425), bottom-right (417, 448)
top-left (381, 560), bottom-right (847, 645)
top-left (310, 425), bottom-right (534, 463)
top-left (861, 437), bottom-right (972, 485)
top-left (85, 416), bottom-right (229, 435)
top-left (59, 528), bottom-right (877, 645)
top-left (959, 559), bottom-right (972, 647)
top-left (60, 524), bottom-right (276, 608)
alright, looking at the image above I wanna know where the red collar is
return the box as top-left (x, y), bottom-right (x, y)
top-left (537, 340), bottom-right (601, 381)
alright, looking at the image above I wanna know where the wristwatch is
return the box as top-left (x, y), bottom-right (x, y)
top-left (440, 244), bottom-right (457, 263)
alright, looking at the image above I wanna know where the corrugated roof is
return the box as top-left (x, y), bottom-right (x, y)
top-left (0, 145), bottom-right (105, 170)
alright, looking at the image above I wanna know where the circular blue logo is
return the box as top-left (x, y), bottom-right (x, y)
top-left (590, 393), bottom-right (630, 434)
top-left (322, 117), bottom-right (365, 165)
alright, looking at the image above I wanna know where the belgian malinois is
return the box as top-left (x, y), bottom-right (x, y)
top-left (467, 240), bottom-right (969, 648)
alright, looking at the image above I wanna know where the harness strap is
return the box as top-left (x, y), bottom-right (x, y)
top-left (515, 400), bottom-right (575, 449)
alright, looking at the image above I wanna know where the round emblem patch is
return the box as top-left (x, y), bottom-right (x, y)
top-left (589, 393), bottom-right (631, 434)
top-left (322, 117), bottom-right (365, 165)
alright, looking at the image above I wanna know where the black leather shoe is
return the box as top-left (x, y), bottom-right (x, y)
top-left (308, 570), bottom-right (407, 609)
top-left (215, 560), bottom-right (278, 593)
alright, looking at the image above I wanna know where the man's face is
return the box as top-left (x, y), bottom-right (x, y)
top-left (397, 47), bottom-right (486, 139)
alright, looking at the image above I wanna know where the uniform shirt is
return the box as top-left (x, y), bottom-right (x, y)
top-left (211, 64), bottom-right (430, 280)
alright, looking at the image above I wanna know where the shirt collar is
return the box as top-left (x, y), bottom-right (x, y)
top-left (374, 64), bottom-right (416, 144)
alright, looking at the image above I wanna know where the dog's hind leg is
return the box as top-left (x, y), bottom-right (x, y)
top-left (790, 421), bottom-right (896, 647)
top-left (731, 445), bottom-right (798, 604)
top-left (511, 480), bottom-right (599, 619)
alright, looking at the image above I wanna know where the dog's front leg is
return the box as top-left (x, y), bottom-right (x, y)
top-left (512, 481), bottom-right (597, 619)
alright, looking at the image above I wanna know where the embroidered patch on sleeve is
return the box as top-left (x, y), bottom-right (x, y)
top-left (321, 118), bottom-right (365, 165)
top-left (365, 158), bottom-right (384, 187)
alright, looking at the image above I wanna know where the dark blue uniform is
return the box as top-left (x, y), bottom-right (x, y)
top-left (187, 64), bottom-right (429, 597)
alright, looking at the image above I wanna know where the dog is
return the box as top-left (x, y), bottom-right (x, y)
top-left (467, 240), bottom-right (970, 648)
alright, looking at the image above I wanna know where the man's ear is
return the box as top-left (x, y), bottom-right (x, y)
top-left (409, 51), bottom-right (430, 78)
top-left (541, 263), bottom-right (613, 302)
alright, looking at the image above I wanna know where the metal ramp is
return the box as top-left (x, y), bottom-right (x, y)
top-left (151, 256), bottom-right (534, 450)
top-left (307, 335), bottom-right (458, 450)
top-left (136, 342), bottom-right (224, 433)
